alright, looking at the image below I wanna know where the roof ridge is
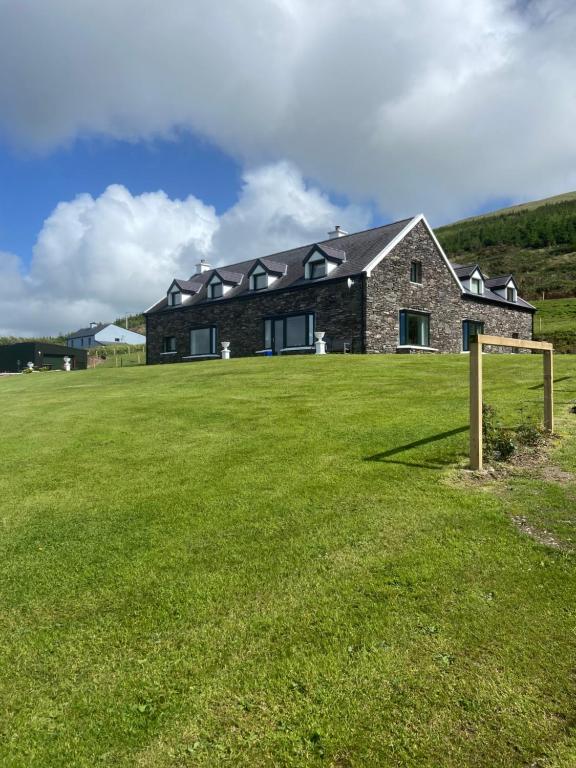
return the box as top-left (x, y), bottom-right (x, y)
top-left (186, 217), bottom-right (416, 278)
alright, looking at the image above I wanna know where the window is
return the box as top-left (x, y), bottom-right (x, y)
top-left (209, 281), bottom-right (223, 299)
top-left (252, 272), bottom-right (268, 291)
top-left (462, 320), bottom-right (485, 352)
top-left (168, 290), bottom-right (181, 306)
top-left (163, 336), bottom-right (177, 353)
top-left (309, 259), bottom-right (326, 279)
top-left (470, 277), bottom-right (483, 294)
top-left (399, 310), bottom-right (430, 347)
top-left (410, 261), bottom-right (422, 284)
top-left (506, 286), bottom-right (515, 302)
top-left (190, 327), bottom-right (216, 356)
top-left (263, 313), bottom-right (314, 353)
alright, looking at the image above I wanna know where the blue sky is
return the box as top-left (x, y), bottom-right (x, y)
top-left (0, 133), bottom-right (242, 267)
top-left (0, 0), bottom-right (574, 336)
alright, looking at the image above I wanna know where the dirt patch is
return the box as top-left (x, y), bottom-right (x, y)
top-left (449, 433), bottom-right (575, 553)
top-left (511, 515), bottom-right (572, 552)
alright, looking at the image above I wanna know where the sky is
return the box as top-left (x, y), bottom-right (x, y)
top-left (0, 0), bottom-right (575, 336)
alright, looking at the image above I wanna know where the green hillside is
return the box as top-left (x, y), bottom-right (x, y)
top-left (1, 356), bottom-right (576, 767)
top-left (437, 194), bottom-right (576, 299)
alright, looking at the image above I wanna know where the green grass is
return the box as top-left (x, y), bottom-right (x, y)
top-left (436, 195), bottom-right (576, 298)
top-left (452, 190), bottom-right (576, 223)
top-left (533, 298), bottom-right (576, 334)
top-left (533, 298), bottom-right (576, 352)
top-left (1, 355), bottom-right (576, 767)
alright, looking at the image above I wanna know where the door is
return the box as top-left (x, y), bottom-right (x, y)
top-left (273, 319), bottom-right (284, 355)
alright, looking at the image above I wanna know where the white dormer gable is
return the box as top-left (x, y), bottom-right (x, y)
top-left (207, 273), bottom-right (227, 299)
top-left (493, 277), bottom-right (518, 303)
top-left (462, 268), bottom-right (484, 295)
top-left (303, 245), bottom-right (345, 280)
top-left (249, 265), bottom-right (275, 291)
top-left (167, 285), bottom-right (182, 306)
top-left (167, 279), bottom-right (198, 307)
top-left (206, 270), bottom-right (243, 299)
top-left (247, 259), bottom-right (286, 291)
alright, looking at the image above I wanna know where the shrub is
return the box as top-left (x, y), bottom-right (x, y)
top-left (482, 404), bottom-right (517, 461)
top-left (516, 421), bottom-right (544, 446)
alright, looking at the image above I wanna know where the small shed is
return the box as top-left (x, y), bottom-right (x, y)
top-left (0, 342), bottom-right (88, 372)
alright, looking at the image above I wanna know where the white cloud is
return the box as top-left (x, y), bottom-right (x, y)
top-left (0, 162), bottom-right (370, 337)
top-left (0, 0), bottom-right (575, 220)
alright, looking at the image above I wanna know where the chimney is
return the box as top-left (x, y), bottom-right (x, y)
top-left (328, 225), bottom-right (348, 239)
top-left (195, 259), bottom-right (212, 274)
top-left (89, 322), bottom-right (98, 328)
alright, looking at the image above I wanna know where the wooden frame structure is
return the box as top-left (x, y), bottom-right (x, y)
top-left (469, 334), bottom-right (554, 470)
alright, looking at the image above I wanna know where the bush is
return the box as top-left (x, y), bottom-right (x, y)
top-left (482, 404), bottom-right (517, 461)
top-left (516, 421), bottom-right (544, 446)
top-left (491, 431), bottom-right (517, 460)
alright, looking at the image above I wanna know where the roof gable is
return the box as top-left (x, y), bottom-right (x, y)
top-left (303, 244), bottom-right (347, 265)
top-left (247, 258), bottom-right (287, 278)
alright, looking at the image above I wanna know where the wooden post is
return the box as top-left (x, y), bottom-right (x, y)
top-left (543, 350), bottom-right (554, 432)
top-left (469, 339), bottom-right (483, 470)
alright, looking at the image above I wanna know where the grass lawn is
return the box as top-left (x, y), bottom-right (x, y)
top-left (1, 355), bottom-right (576, 767)
top-left (534, 298), bottom-right (576, 334)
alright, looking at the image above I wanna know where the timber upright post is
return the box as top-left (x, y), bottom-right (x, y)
top-left (469, 334), bottom-right (554, 471)
top-left (469, 337), bottom-right (483, 471)
top-left (543, 349), bottom-right (554, 433)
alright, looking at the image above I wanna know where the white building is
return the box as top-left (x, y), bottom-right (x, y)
top-left (67, 322), bottom-right (146, 349)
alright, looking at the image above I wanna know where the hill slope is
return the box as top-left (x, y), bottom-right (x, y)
top-left (1, 356), bottom-right (575, 767)
top-left (437, 193), bottom-right (576, 299)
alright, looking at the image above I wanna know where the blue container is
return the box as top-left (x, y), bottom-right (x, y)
top-left (264, 350), bottom-right (273, 357)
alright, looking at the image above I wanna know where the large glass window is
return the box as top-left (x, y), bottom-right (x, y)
top-left (309, 259), bottom-right (326, 279)
top-left (190, 327), bottom-right (216, 356)
top-left (286, 315), bottom-right (307, 347)
top-left (263, 314), bottom-right (314, 352)
top-left (462, 320), bottom-right (484, 351)
top-left (399, 310), bottom-right (430, 347)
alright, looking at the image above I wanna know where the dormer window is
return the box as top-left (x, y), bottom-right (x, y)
top-left (168, 289), bottom-right (182, 306)
top-left (470, 277), bottom-right (483, 294)
top-left (303, 245), bottom-right (346, 280)
top-left (253, 271), bottom-right (268, 290)
top-left (247, 259), bottom-right (286, 292)
top-left (309, 257), bottom-right (327, 280)
top-left (206, 269), bottom-right (243, 300)
top-left (506, 285), bottom-right (516, 302)
top-left (209, 280), bottom-right (223, 299)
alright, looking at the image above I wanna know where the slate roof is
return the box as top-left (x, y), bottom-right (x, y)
top-left (67, 323), bottom-right (107, 338)
top-left (213, 269), bottom-right (244, 285)
top-left (147, 218), bottom-right (535, 314)
top-left (146, 218), bottom-right (413, 314)
top-left (252, 257), bottom-right (287, 275)
top-left (452, 263), bottom-right (483, 279)
top-left (485, 275), bottom-right (515, 288)
top-left (451, 265), bottom-right (533, 309)
top-left (173, 279), bottom-right (204, 293)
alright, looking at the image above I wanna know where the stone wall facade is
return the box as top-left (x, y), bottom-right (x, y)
top-left (146, 221), bottom-right (533, 363)
top-left (364, 221), bottom-right (533, 353)
top-left (146, 278), bottom-right (363, 364)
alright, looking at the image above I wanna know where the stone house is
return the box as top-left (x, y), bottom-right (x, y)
top-left (145, 215), bottom-right (534, 363)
